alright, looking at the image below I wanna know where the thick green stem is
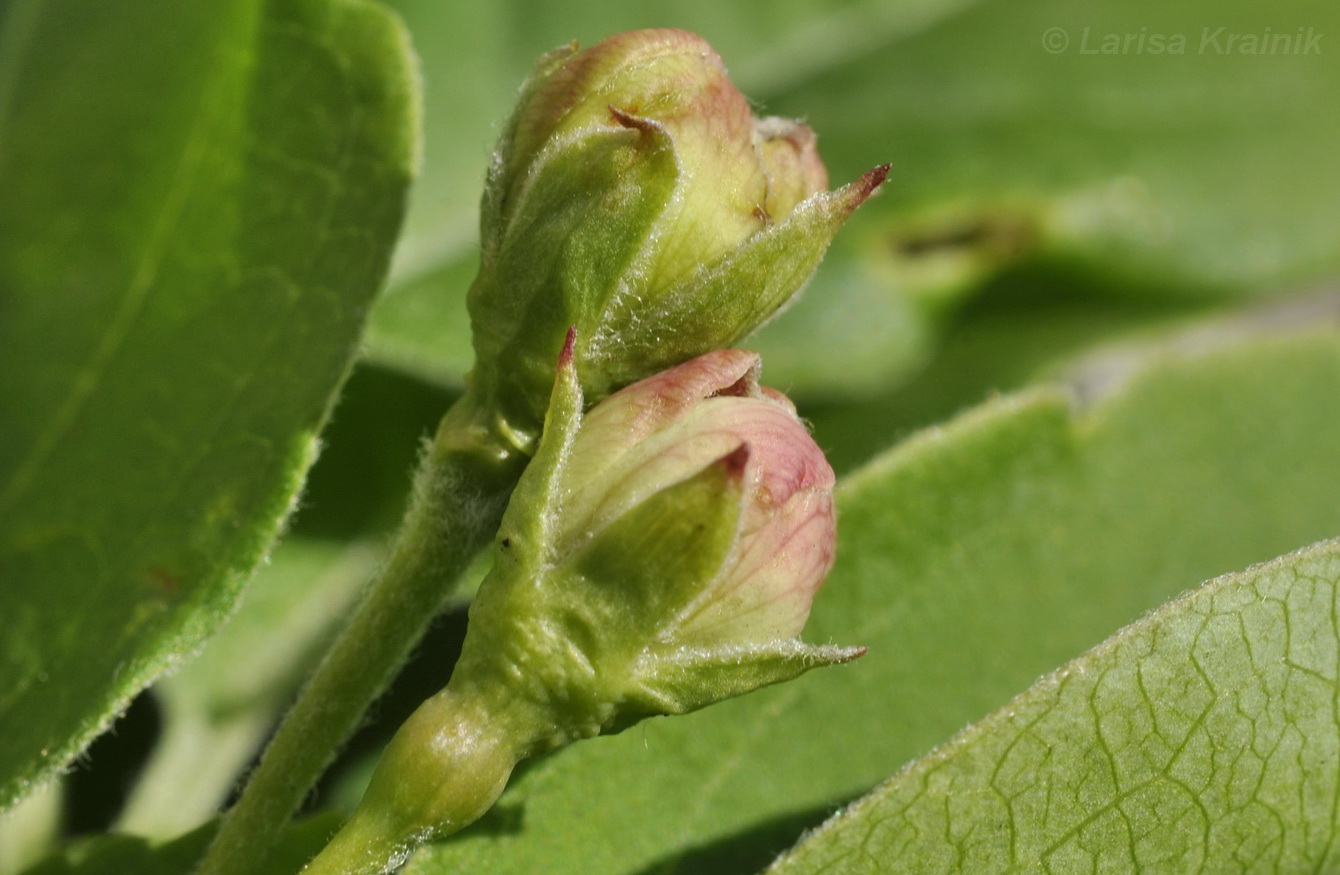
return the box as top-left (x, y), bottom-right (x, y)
top-left (195, 396), bottom-right (527, 875)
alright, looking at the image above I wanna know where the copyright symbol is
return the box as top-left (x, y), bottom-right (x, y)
top-left (1042, 27), bottom-right (1069, 53)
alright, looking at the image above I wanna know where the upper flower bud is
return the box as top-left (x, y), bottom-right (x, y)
top-left (466, 28), bottom-right (888, 451)
top-left (457, 337), bottom-right (862, 739)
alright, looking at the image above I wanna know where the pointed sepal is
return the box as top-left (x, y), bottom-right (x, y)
top-left (623, 640), bottom-right (867, 719)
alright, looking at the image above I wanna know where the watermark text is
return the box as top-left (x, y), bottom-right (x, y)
top-left (1042, 26), bottom-right (1323, 55)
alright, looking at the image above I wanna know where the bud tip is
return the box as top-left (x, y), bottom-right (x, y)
top-left (608, 104), bottom-right (659, 133)
top-left (558, 326), bottom-right (577, 370)
top-left (840, 646), bottom-right (869, 663)
top-left (856, 164), bottom-right (891, 202)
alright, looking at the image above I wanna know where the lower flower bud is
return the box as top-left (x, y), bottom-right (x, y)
top-left (453, 341), bottom-right (863, 737)
top-left (314, 340), bottom-right (863, 871)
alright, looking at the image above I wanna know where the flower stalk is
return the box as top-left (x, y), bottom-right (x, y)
top-left (195, 402), bottom-right (526, 875)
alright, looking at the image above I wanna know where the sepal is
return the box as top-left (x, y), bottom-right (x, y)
top-left (623, 640), bottom-right (867, 719)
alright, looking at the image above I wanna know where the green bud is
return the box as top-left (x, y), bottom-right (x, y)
top-left (461, 337), bottom-right (862, 736)
top-left (466, 28), bottom-right (889, 450)
top-left (311, 340), bottom-right (862, 873)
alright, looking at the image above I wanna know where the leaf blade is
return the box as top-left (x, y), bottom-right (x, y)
top-left (769, 539), bottom-right (1340, 873)
top-left (0, 0), bottom-right (418, 809)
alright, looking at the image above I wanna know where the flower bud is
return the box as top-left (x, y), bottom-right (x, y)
top-left (466, 28), bottom-right (889, 450)
top-left (315, 340), bottom-right (863, 871)
top-left (458, 336), bottom-right (863, 741)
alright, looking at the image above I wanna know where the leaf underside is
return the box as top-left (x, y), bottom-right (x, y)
top-left (769, 539), bottom-right (1340, 873)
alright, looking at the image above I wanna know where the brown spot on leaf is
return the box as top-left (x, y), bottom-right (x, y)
top-left (146, 567), bottom-right (181, 597)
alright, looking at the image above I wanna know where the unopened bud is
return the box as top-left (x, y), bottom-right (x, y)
top-left (460, 338), bottom-right (862, 739)
top-left (318, 343), bottom-right (862, 872)
top-left (466, 28), bottom-right (888, 449)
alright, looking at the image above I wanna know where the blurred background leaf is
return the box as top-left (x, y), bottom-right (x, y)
top-left (18, 813), bottom-right (340, 875)
top-left (0, 0), bottom-right (417, 813)
top-left (0, 784), bottom-right (61, 875)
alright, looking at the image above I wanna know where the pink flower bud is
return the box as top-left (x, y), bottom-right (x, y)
top-left (454, 340), bottom-right (863, 734)
top-left (559, 349), bottom-right (837, 647)
top-left (331, 345), bottom-right (862, 862)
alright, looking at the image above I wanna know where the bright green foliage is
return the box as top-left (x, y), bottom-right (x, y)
top-left (4, 2), bottom-right (1339, 873)
top-left (407, 328), bottom-right (1340, 875)
top-left (770, 539), bottom-right (1340, 873)
top-left (0, 0), bottom-right (418, 810)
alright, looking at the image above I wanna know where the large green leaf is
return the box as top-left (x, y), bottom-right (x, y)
top-left (0, 0), bottom-right (417, 809)
top-left (364, 0), bottom-right (1340, 397)
top-left (806, 288), bottom-right (1326, 475)
top-left (769, 539), bottom-right (1340, 873)
top-left (405, 326), bottom-right (1340, 875)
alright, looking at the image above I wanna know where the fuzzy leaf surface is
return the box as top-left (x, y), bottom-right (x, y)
top-left (769, 539), bottom-right (1340, 873)
top-left (0, 0), bottom-right (417, 808)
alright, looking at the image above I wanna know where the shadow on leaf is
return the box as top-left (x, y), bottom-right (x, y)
top-left (629, 798), bottom-right (850, 875)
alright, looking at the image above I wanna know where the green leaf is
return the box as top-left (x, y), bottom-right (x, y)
top-left (805, 276), bottom-right (1252, 476)
top-left (404, 326), bottom-right (1340, 875)
top-left (769, 538), bottom-right (1340, 873)
top-left (0, 0), bottom-right (417, 809)
top-left (118, 362), bottom-right (465, 836)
